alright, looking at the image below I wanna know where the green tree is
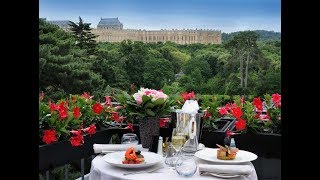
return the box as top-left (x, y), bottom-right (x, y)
top-left (143, 58), bottom-right (175, 89)
top-left (69, 17), bottom-right (98, 54)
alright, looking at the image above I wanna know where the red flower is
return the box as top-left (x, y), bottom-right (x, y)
top-left (231, 106), bottom-right (243, 119)
top-left (182, 92), bottom-right (189, 101)
top-left (181, 91), bottom-right (195, 101)
top-left (160, 118), bottom-right (170, 127)
top-left (110, 112), bottom-right (125, 123)
top-left (58, 101), bottom-right (68, 120)
top-left (130, 83), bottom-right (135, 92)
top-left (126, 123), bottom-right (134, 132)
top-left (104, 96), bottom-right (112, 107)
top-left (188, 91), bottom-right (195, 99)
top-left (219, 107), bottom-right (229, 116)
top-left (42, 129), bottom-right (57, 144)
top-left (204, 111), bottom-right (211, 119)
top-left (253, 97), bottom-right (263, 111)
top-left (272, 93), bottom-right (281, 107)
top-left (92, 103), bottom-right (104, 115)
top-left (73, 107), bottom-right (81, 119)
top-left (49, 102), bottom-right (59, 112)
top-left (70, 130), bottom-right (84, 146)
top-left (234, 119), bottom-right (246, 131)
top-left (226, 129), bottom-right (235, 137)
top-left (225, 103), bottom-right (236, 111)
top-left (83, 124), bottom-right (96, 136)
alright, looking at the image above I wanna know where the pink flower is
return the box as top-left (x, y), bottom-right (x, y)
top-left (104, 96), bottom-right (112, 107)
top-left (133, 94), bottom-right (143, 105)
top-left (81, 92), bottom-right (93, 100)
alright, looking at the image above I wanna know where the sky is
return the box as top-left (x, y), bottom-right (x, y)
top-left (39, 0), bottom-right (281, 33)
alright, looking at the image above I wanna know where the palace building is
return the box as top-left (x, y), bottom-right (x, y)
top-left (47, 17), bottom-right (221, 44)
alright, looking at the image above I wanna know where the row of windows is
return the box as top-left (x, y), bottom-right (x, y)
top-left (139, 35), bottom-right (198, 41)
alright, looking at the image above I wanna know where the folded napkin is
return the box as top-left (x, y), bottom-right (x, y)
top-left (93, 144), bottom-right (145, 154)
top-left (199, 164), bottom-right (252, 176)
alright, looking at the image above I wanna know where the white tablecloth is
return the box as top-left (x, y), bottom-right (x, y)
top-left (89, 154), bottom-right (258, 180)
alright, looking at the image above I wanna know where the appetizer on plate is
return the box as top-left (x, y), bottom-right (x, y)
top-left (122, 147), bottom-right (145, 164)
top-left (216, 144), bottom-right (239, 160)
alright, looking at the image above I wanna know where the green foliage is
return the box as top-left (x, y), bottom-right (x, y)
top-left (39, 18), bottom-right (280, 99)
top-left (143, 58), bottom-right (175, 89)
top-left (68, 17), bottom-right (98, 55)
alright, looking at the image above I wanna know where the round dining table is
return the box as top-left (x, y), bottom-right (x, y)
top-left (89, 153), bottom-right (258, 180)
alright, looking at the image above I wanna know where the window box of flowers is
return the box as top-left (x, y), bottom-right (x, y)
top-left (198, 95), bottom-right (237, 147)
top-left (218, 93), bottom-right (281, 158)
top-left (39, 92), bottom-right (132, 172)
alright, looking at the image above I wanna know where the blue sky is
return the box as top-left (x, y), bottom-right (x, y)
top-left (39, 0), bottom-right (280, 33)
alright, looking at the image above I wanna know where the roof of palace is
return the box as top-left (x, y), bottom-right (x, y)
top-left (47, 20), bottom-right (71, 27)
top-left (98, 18), bottom-right (122, 26)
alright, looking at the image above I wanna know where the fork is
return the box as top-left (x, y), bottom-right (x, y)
top-left (123, 166), bottom-right (164, 175)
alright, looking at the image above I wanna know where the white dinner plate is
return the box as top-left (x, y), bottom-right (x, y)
top-left (195, 148), bottom-right (257, 164)
top-left (103, 151), bottom-right (164, 168)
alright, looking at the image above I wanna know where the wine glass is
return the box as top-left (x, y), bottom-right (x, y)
top-left (121, 133), bottom-right (139, 145)
top-left (175, 154), bottom-right (197, 177)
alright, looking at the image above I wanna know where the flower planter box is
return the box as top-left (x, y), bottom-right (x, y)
top-left (200, 117), bottom-right (236, 147)
top-left (39, 128), bottom-right (130, 172)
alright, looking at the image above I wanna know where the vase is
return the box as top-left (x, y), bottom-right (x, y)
top-left (138, 116), bottom-right (160, 148)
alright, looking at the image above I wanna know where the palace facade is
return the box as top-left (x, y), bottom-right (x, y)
top-left (47, 17), bottom-right (221, 44)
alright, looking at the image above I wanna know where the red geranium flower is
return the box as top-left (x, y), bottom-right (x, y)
top-left (70, 130), bottom-right (84, 146)
top-left (126, 123), bottom-right (134, 132)
top-left (42, 129), bottom-right (57, 144)
top-left (182, 92), bottom-right (189, 101)
top-left (49, 102), bottom-right (59, 112)
top-left (234, 119), bottom-right (246, 131)
top-left (253, 97), bottom-right (263, 111)
top-left (110, 112), bottom-right (125, 123)
top-left (219, 107), bottom-right (229, 116)
top-left (93, 103), bottom-right (104, 115)
top-left (231, 106), bottom-right (243, 119)
top-left (272, 93), bottom-right (281, 107)
top-left (58, 101), bottom-right (68, 120)
top-left (73, 106), bottom-right (81, 119)
top-left (83, 124), bottom-right (96, 136)
top-left (204, 111), bottom-right (211, 119)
